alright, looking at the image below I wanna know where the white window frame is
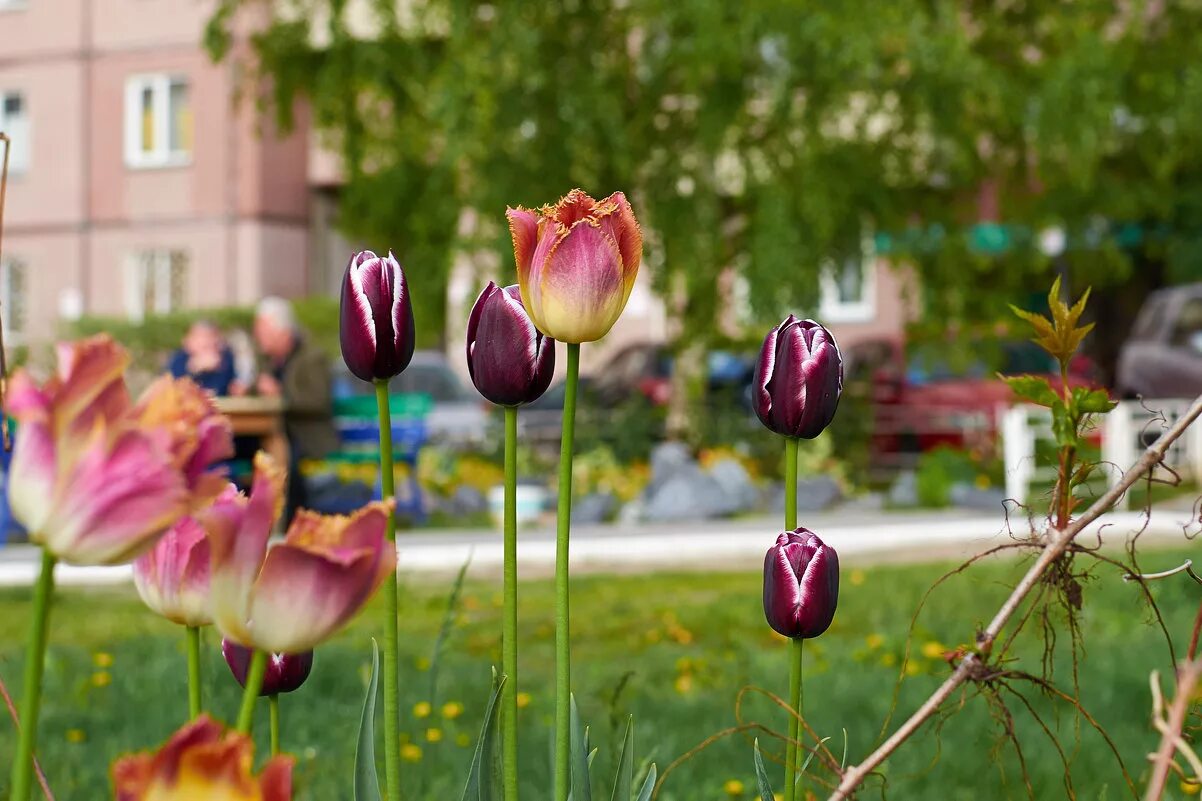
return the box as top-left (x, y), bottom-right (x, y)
top-left (0, 90), bottom-right (30, 174)
top-left (0, 256), bottom-right (27, 345)
top-left (819, 234), bottom-right (877, 324)
top-left (0, 1), bottom-right (29, 12)
top-left (123, 74), bottom-right (191, 169)
top-left (124, 249), bottom-right (188, 320)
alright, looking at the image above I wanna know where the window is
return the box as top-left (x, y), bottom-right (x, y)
top-left (0, 257), bottom-right (27, 343)
top-left (0, 1), bottom-right (29, 11)
top-left (125, 250), bottom-right (188, 320)
top-left (819, 237), bottom-right (876, 323)
top-left (0, 92), bottom-right (30, 174)
top-left (124, 75), bottom-right (192, 168)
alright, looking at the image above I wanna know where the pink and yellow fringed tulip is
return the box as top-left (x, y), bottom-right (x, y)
top-left (5, 336), bottom-right (233, 566)
top-left (506, 188), bottom-right (643, 344)
top-left (201, 454), bottom-right (396, 653)
top-left (112, 715), bottom-right (293, 801)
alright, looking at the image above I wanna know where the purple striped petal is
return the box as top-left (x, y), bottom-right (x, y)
top-left (466, 282), bottom-right (555, 406)
top-left (763, 528), bottom-right (839, 639)
top-left (339, 250), bottom-right (415, 382)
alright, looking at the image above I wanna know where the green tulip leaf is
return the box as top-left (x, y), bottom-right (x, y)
top-left (611, 716), bottom-right (634, 801)
top-left (753, 739), bottom-right (775, 801)
top-left (353, 639), bottom-right (382, 801)
top-left (570, 694), bottom-right (592, 801)
top-left (459, 669), bottom-right (507, 801)
top-left (634, 765), bottom-right (656, 801)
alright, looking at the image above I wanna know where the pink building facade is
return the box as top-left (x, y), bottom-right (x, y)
top-left (0, 0), bottom-right (310, 345)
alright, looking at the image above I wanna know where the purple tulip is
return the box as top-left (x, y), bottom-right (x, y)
top-left (753, 315), bottom-right (843, 439)
top-left (763, 528), bottom-right (839, 639)
top-left (465, 282), bottom-right (555, 406)
top-left (222, 639), bottom-right (314, 696)
top-left (339, 250), bottom-right (416, 382)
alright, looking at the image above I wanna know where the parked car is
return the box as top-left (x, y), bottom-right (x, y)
top-left (1116, 283), bottom-right (1202, 399)
top-left (332, 350), bottom-right (490, 445)
top-left (589, 342), bottom-right (756, 406)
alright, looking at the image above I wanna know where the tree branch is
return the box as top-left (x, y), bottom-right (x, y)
top-left (829, 394), bottom-right (1202, 800)
top-left (1145, 662), bottom-right (1202, 801)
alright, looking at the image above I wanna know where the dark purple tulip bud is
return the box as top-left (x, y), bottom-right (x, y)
top-left (339, 250), bottom-right (416, 382)
top-left (465, 282), bottom-right (555, 406)
top-left (222, 638), bottom-right (314, 696)
top-left (763, 528), bottom-right (839, 639)
top-left (753, 315), bottom-right (843, 439)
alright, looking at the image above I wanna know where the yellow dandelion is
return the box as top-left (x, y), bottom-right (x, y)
top-left (1182, 780), bottom-right (1202, 796)
top-left (723, 778), bottom-right (745, 796)
top-left (865, 633), bottom-right (884, 650)
top-left (65, 729), bottom-right (86, 744)
top-left (974, 474), bottom-right (991, 490)
top-left (425, 728), bottom-right (443, 743)
top-left (415, 656), bottom-right (431, 672)
top-left (91, 671), bottom-right (112, 688)
top-left (674, 674), bottom-right (694, 694)
top-left (413, 701), bottom-right (432, 719)
top-left (920, 641), bottom-right (946, 660)
top-left (904, 660), bottom-right (921, 677)
top-left (849, 569), bottom-right (865, 586)
top-left (442, 701), bottom-right (465, 720)
top-left (456, 733), bottom-right (472, 747)
top-left (880, 653), bottom-right (897, 667)
top-left (516, 692), bottom-right (532, 709)
top-left (93, 652), bottom-right (113, 668)
top-left (400, 743), bottom-right (423, 762)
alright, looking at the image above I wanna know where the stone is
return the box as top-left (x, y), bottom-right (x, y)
top-left (888, 470), bottom-right (919, 507)
top-left (949, 482), bottom-right (1007, 511)
top-left (572, 492), bottom-right (617, 524)
top-left (770, 475), bottom-right (844, 514)
top-left (708, 458), bottom-right (759, 514)
top-left (643, 465), bottom-right (730, 522)
top-left (448, 485), bottom-right (488, 516)
top-left (649, 441), bottom-right (695, 491)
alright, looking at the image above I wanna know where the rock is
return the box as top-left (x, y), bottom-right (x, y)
top-left (708, 458), bottom-right (759, 514)
top-left (448, 485), bottom-right (488, 516)
top-left (643, 466), bottom-right (730, 522)
top-left (888, 470), bottom-right (919, 507)
top-left (949, 482), bottom-right (1007, 511)
top-left (771, 475), bottom-right (844, 514)
top-left (572, 492), bottom-right (617, 524)
top-left (649, 441), bottom-right (695, 491)
top-left (618, 498), bottom-right (646, 525)
top-left (843, 491), bottom-right (884, 512)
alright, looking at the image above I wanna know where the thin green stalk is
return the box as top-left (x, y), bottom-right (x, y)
top-left (8, 550), bottom-right (55, 801)
top-left (374, 378), bottom-right (402, 801)
top-left (235, 649), bottom-right (268, 734)
top-left (553, 343), bottom-right (581, 801)
top-left (186, 625), bottom-right (202, 719)
top-left (782, 437), bottom-right (799, 800)
top-left (269, 695), bottom-right (281, 756)
top-left (787, 639), bottom-right (804, 801)
top-left (502, 405), bottom-right (520, 801)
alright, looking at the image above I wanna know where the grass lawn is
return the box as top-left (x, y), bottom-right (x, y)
top-left (0, 543), bottom-right (1199, 800)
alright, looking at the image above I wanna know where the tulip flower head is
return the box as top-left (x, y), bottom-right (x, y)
top-left (222, 639), bottom-right (314, 696)
top-left (201, 453), bottom-right (396, 654)
top-left (763, 528), bottom-right (839, 639)
top-left (465, 282), bottom-right (555, 406)
top-left (506, 188), bottom-right (643, 344)
top-left (112, 715), bottom-right (292, 801)
top-left (753, 315), bottom-right (843, 439)
top-left (5, 336), bottom-right (233, 566)
top-left (339, 249), bottom-right (416, 382)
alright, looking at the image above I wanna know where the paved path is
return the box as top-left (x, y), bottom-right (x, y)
top-left (0, 505), bottom-right (1195, 587)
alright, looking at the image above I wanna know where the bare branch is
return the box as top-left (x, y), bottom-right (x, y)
top-left (829, 393), bottom-right (1202, 800)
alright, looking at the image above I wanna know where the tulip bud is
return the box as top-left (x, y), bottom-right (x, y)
top-left (763, 528), bottom-right (839, 639)
top-left (222, 639), bottom-right (314, 696)
top-left (753, 315), bottom-right (843, 439)
top-left (339, 250), bottom-right (416, 382)
top-left (465, 282), bottom-right (555, 406)
top-left (506, 188), bottom-right (643, 344)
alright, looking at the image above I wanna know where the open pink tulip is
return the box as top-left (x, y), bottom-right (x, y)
top-left (200, 453), bottom-right (396, 653)
top-left (112, 715), bottom-right (292, 801)
top-left (5, 336), bottom-right (233, 566)
top-left (132, 487), bottom-right (239, 627)
top-left (506, 188), bottom-right (643, 343)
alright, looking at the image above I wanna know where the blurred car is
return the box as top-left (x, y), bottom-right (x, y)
top-left (1116, 283), bottom-right (1202, 399)
top-left (589, 342), bottom-right (756, 406)
top-left (332, 350), bottom-right (490, 445)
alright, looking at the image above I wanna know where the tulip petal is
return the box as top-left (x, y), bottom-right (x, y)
top-left (467, 282), bottom-right (553, 406)
top-left (537, 222), bottom-right (625, 343)
top-left (465, 281), bottom-right (499, 385)
top-left (547, 188), bottom-right (596, 228)
top-left (797, 543), bottom-right (839, 638)
top-left (7, 419), bottom-right (57, 538)
top-left (506, 207), bottom-right (539, 276)
top-left (133, 515), bottom-right (213, 626)
top-left (51, 336), bottom-right (132, 434)
top-left (381, 251), bottom-right (416, 378)
top-left (596, 191), bottom-right (643, 296)
top-left (763, 537), bottom-right (803, 638)
top-left (753, 323), bottom-right (781, 428)
top-left (340, 251), bottom-right (380, 382)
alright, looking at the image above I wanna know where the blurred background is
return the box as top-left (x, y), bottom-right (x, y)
top-left (2, 0), bottom-right (1202, 528)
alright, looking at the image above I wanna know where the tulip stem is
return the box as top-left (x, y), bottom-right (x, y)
top-left (554, 343), bottom-right (580, 801)
top-left (235, 649), bottom-right (268, 734)
top-left (503, 405), bottom-right (520, 801)
top-left (783, 437), bottom-right (800, 801)
top-left (186, 626), bottom-right (202, 719)
top-left (374, 378), bottom-right (403, 801)
top-left (8, 550), bottom-right (55, 801)
top-left (269, 695), bottom-right (281, 756)
top-left (786, 638), bottom-right (805, 801)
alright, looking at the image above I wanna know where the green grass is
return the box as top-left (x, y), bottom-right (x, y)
top-left (0, 544), bottom-right (1199, 800)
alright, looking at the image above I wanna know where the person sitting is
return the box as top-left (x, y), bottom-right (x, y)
top-left (167, 320), bottom-right (242, 396)
top-left (253, 297), bottom-right (340, 522)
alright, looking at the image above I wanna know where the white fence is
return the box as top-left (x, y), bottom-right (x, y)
top-left (1002, 399), bottom-right (1202, 509)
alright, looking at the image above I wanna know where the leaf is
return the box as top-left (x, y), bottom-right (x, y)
top-left (1002, 375), bottom-right (1058, 408)
top-left (354, 640), bottom-right (382, 801)
top-left (1051, 403), bottom-right (1078, 449)
top-left (459, 669), bottom-right (507, 801)
top-left (611, 716), bottom-right (634, 801)
top-left (635, 765), bottom-right (656, 801)
top-left (752, 739), bottom-right (776, 801)
top-left (1073, 386), bottom-right (1117, 415)
top-left (570, 694), bottom-right (592, 801)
